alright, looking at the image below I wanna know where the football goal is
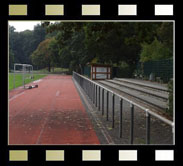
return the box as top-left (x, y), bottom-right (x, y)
top-left (13, 63), bottom-right (34, 89)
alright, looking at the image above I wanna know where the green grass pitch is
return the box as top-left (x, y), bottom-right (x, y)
top-left (9, 73), bottom-right (47, 90)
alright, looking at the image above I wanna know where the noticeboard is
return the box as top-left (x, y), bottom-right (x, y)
top-left (91, 64), bottom-right (111, 80)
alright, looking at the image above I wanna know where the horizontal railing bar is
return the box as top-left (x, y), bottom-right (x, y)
top-left (145, 109), bottom-right (173, 126)
top-left (73, 71), bottom-right (173, 127)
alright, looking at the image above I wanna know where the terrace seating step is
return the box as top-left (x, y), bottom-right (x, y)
top-left (98, 80), bottom-right (168, 111)
top-left (107, 79), bottom-right (168, 101)
top-left (114, 78), bottom-right (168, 92)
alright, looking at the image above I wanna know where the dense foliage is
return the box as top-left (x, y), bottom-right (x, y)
top-left (140, 22), bottom-right (173, 62)
top-left (31, 38), bottom-right (54, 72)
top-left (45, 22), bottom-right (173, 74)
top-left (9, 24), bottom-right (46, 70)
top-left (9, 22), bottom-right (173, 74)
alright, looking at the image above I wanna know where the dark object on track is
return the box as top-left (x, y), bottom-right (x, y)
top-left (25, 85), bottom-right (38, 89)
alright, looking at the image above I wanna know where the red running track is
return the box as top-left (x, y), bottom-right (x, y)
top-left (9, 75), bottom-right (100, 145)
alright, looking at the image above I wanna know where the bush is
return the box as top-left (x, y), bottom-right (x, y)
top-left (113, 62), bottom-right (135, 78)
top-left (140, 38), bottom-right (172, 62)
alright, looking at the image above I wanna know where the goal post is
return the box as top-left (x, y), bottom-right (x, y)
top-left (13, 63), bottom-right (34, 89)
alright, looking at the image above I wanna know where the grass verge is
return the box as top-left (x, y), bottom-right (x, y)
top-left (9, 73), bottom-right (47, 90)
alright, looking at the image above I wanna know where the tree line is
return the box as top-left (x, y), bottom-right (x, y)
top-left (9, 24), bottom-right (46, 70)
top-left (9, 22), bottom-right (173, 75)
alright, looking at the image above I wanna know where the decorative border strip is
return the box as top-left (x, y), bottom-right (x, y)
top-left (8, 150), bottom-right (175, 162)
top-left (8, 4), bottom-right (174, 16)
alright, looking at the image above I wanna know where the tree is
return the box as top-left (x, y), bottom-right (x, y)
top-left (140, 38), bottom-right (172, 62)
top-left (45, 22), bottom-right (173, 75)
top-left (46, 22), bottom-right (141, 72)
top-left (157, 22), bottom-right (173, 54)
top-left (31, 38), bottom-right (55, 72)
top-left (9, 24), bottom-right (46, 69)
top-left (48, 37), bottom-right (60, 68)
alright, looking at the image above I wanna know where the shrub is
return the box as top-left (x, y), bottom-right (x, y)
top-left (140, 38), bottom-right (172, 63)
top-left (113, 62), bottom-right (135, 78)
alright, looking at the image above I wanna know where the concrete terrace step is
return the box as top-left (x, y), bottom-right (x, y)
top-left (114, 78), bottom-right (168, 92)
top-left (98, 80), bottom-right (168, 110)
top-left (107, 79), bottom-right (168, 101)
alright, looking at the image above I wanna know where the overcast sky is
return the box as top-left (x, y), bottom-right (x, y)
top-left (9, 21), bottom-right (42, 32)
top-left (9, 21), bottom-right (60, 32)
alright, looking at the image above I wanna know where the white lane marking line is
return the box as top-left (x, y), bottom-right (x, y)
top-left (56, 91), bottom-right (60, 97)
top-left (33, 79), bottom-right (42, 84)
top-left (36, 114), bottom-right (49, 144)
top-left (9, 92), bottom-right (25, 102)
top-left (36, 93), bottom-right (56, 144)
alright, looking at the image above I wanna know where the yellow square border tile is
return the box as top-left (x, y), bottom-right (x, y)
top-left (9, 5), bottom-right (28, 16)
top-left (82, 150), bottom-right (101, 161)
top-left (45, 5), bottom-right (64, 16)
top-left (46, 150), bottom-right (65, 161)
top-left (119, 150), bottom-right (138, 161)
top-left (9, 150), bottom-right (28, 161)
top-left (118, 5), bottom-right (137, 16)
top-left (82, 5), bottom-right (100, 16)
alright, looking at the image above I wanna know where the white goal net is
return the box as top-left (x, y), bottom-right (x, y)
top-left (13, 63), bottom-right (34, 89)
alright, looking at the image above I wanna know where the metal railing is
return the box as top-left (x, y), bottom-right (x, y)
top-left (73, 71), bottom-right (174, 144)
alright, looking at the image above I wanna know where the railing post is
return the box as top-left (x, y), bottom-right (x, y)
top-left (106, 91), bottom-right (109, 121)
top-left (85, 80), bottom-right (87, 93)
top-left (91, 83), bottom-right (93, 102)
top-left (83, 79), bottom-right (84, 90)
top-left (130, 103), bottom-right (134, 144)
top-left (89, 82), bottom-right (91, 98)
top-left (93, 84), bottom-right (95, 104)
top-left (87, 81), bottom-right (91, 98)
top-left (82, 78), bottom-right (83, 88)
top-left (146, 110), bottom-right (151, 144)
top-left (98, 86), bottom-right (100, 111)
top-left (112, 93), bottom-right (115, 128)
top-left (102, 88), bottom-right (104, 116)
top-left (88, 82), bottom-right (92, 99)
top-left (89, 82), bottom-right (91, 99)
top-left (95, 85), bottom-right (97, 107)
top-left (84, 80), bottom-right (86, 94)
top-left (119, 98), bottom-right (123, 138)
